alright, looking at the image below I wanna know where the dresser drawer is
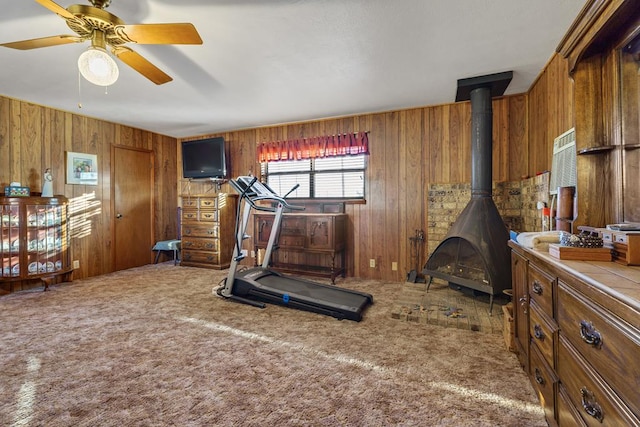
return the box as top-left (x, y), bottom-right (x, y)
top-left (557, 384), bottom-right (588, 427)
top-left (528, 263), bottom-right (555, 318)
top-left (182, 197), bottom-right (218, 209)
top-left (182, 209), bottom-right (218, 223)
top-left (182, 237), bottom-right (219, 252)
top-left (557, 336), bottom-right (640, 426)
top-left (529, 344), bottom-right (557, 424)
top-left (557, 281), bottom-right (640, 416)
top-left (199, 198), bottom-right (218, 209)
top-left (198, 210), bottom-right (218, 222)
top-left (181, 250), bottom-right (221, 265)
top-left (182, 224), bottom-right (219, 239)
top-left (529, 300), bottom-right (557, 369)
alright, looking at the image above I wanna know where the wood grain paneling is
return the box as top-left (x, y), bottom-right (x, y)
top-left (0, 95), bottom-right (178, 280)
top-left (3, 49), bottom-right (585, 283)
top-left (183, 94), bottom-right (531, 281)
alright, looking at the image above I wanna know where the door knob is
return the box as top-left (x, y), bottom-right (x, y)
top-left (116, 213), bottom-right (123, 219)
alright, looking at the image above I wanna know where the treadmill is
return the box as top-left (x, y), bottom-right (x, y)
top-left (217, 176), bottom-right (373, 321)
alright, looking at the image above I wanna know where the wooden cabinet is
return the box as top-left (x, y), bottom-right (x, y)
top-left (509, 241), bottom-right (640, 426)
top-left (180, 193), bottom-right (237, 269)
top-left (254, 213), bottom-right (347, 283)
top-left (1, 196), bottom-right (72, 294)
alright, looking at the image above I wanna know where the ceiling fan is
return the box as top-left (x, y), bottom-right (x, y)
top-left (0, 0), bottom-right (203, 86)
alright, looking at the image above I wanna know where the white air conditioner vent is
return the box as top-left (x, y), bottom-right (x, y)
top-left (549, 128), bottom-right (576, 195)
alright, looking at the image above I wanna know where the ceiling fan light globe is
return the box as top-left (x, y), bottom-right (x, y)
top-left (78, 47), bottom-right (119, 86)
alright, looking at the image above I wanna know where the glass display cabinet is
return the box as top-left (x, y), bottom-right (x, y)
top-left (0, 196), bottom-right (72, 294)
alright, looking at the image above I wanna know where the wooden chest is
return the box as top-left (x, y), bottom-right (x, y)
top-left (254, 212), bottom-right (347, 283)
top-left (180, 193), bottom-right (237, 269)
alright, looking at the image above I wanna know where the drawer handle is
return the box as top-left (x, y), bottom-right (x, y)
top-left (580, 387), bottom-right (604, 422)
top-left (580, 320), bottom-right (602, 348)
top-left (532, 281), bottom-right (543, 295)
top-left (534, 368), bottom-right (545, 385)
top-left (533, 324), bottom-right (545, 340)
top-left (519, 297), bottom-right (528, 315)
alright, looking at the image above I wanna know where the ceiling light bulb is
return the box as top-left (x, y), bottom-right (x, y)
top-left (78, 47), bottom-right (119, 86)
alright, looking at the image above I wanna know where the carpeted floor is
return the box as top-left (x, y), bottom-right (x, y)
top-left (0, 263), bottom-right (544, 426)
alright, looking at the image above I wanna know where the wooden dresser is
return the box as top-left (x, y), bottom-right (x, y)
top-left (509, 241), bottom-right (640, 426)
top-left (180, 193), bottom-right (237, 269)
top-left (253, 212), bottom-right (346, 283)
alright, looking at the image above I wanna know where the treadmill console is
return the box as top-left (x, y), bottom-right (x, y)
top-left (233, 176), bottom-right (276, 198)
top-left (230, 176), bottom-right (304, 212)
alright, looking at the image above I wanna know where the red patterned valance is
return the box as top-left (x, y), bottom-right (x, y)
top-left (257, 132), bottom-right (369, 163)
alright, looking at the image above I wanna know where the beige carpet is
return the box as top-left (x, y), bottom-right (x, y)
top-left (0, 263), bottom-right (544, 426)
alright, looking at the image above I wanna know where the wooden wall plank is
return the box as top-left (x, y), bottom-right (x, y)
top-left (0, 98), bottom-right (9, 187)
top-left (493, 98), bottom-right (509, 182)
top-left (400, 108), bottom-right (424, 275)
top-left (383, 111), bottom-right (400, 281)
top-left (9, 101), bottom-right (21, 185)
top-left (508, 94), bottom-right (528, 180)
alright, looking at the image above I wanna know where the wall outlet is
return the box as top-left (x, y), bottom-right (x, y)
top-left (250, 250), bottom-right (256, 258)
top-left (370, 258), bottom-right (376, 268)
top-left (392, 262), bottom-right (398, 271)
top-left (73, 260), bottom-right (80, 269)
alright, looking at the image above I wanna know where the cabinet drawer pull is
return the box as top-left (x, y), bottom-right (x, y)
top-left (534, 368), bottom-right (545, 385)
top-left (579, 320), bottom-right (602, 348)
top-left (532, 281), bottom-right (543, 295)
top-left (580, 387), bottom-right (604, 422)
top-left (533, 324), bottom-right (545, 340)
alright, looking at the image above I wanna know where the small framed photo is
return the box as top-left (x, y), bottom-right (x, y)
top-left (66, 151), bottom-right (98, 185)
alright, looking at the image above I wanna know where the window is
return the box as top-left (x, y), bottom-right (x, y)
top-left (262, 155), bottom-right (366, 199)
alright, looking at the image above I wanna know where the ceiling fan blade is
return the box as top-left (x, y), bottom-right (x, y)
top-left (1, 35), bottom-right (82, 50)
top-left (112, 46), bottom-right (173, 85)
top-left (35, 0), bottom-right (76, 20)
top-left (114, 23), bottom-right (203, 45)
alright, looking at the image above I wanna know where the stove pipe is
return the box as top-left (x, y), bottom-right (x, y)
top-left (471, 86), bottom-right (493, 197)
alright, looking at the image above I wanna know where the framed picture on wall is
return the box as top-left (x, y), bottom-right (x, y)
top-left (66, 151), bottom-right (98, 185)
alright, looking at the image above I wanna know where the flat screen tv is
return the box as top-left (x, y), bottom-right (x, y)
top-left (182, 137), bottom-right (227, 179)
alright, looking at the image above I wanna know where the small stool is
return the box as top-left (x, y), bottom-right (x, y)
top-left (152, 239), bottom-right (181, 265)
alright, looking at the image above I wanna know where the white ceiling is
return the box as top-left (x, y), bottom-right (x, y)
top-left (0, 0), bottom-right (586, 139)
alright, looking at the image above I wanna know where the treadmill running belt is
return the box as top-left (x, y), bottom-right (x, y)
top-left (233, 267), bottom-right (373, 321)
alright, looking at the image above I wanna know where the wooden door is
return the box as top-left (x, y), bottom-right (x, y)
top-left (113, 146), bottom-right (154, 271)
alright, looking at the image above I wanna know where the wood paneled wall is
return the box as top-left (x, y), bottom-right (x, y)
top-left (181, 92), bottom-right (540, 282)
top-left (0, 96), bottom-right (178, 280)
top-left (1, 54), bottom-right (576, 284)
top-left (527, 54), bottom-right (575, 179)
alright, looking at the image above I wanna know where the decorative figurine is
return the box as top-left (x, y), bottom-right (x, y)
top-left (42, 168), bottom-right (53, 197)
